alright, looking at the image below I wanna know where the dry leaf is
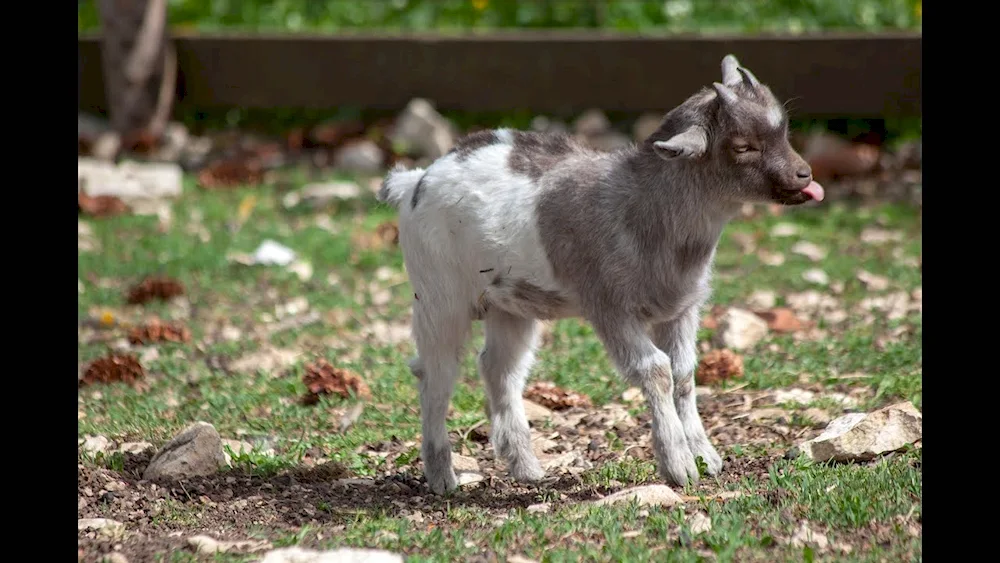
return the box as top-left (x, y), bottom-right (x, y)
top-left (753, 308), bottom-right (806, 333)
top-left (375, 221), bottom-right (399, 246)
top-left (126, 276), bottom-right (185, 305)
top-left (80, 354), bottom-right (145, 386)
top-left (197, 156), bottom-right (264, 189)
top-left (236, 195), bottom-right (258, 224)
top-left (524, 381), bottom-right (592, 411)
top-left (696, 349), bottom-right (744, 386)
top-left (128, 318), bottom-right (191, 345)
top-left (309, 120), bottom-right (367, 148)
top-left (302, 359), bottom-right (371, 404)
top-left (79, 191), bottom-right (129, 218)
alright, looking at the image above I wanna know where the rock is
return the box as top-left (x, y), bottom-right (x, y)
top-left (802, 132), bottom-right (880, 180)
top-left (688, 512), bottom-right (712, 534)
top-left (187, 534), bottom-right (272, 554)
top-left (79, 158), bottom-right (183, 202)
top-left (540, 451), bottom-right (579, 471)
top-left (230, 348), bottom-right (301, 375)
top-left (785, 291), bottom-right (840, 314)
top-left (457, 471), bottom-right (485, 486)
top-left (284, 181), bottom-right (363, 209)
top-left (632, 112), bottom-right (663, 142)
top-left (221, 439), bottom-right (261, 464)
top-left (259, 547), bottom-right (404, 563)
top-left (390, 98), bottom-right (456, 159)
top-left (101, 553), bottom-right (130, 563)
top-left (860, 227), bottom-right (903, 245)
top-left (523, 398), bottom-right (564, 426)
top-left (143, 421), bottom-right (227, 480)
top-left (333, 140), bottom-right (385, 174)
top-left (714, 308), bottom-right (769, 351)
top-left (252, 240), bottom-right (297, 266)
top-left (583, 131), bottom-right (633, 152)
top-left (788, 520), bottom-right (829, 551)
top-left (452, 453), bottom-right (480, 472)
top-left (594, 485), bottom-right (684, 507)
top-left (117, 441), bottom-right (154, 455)
top-left (746, 290), bottom-right (777, 310)
top-left (530, 115), bottom-right (570, 135)
top-left (81, 435), bottom-right (111, 454)
top-left (770, 223), bottom-right (799, 237)
top-left (289, 260), bottom-right (314, 282)
top-left (801, 408), bottom-right (832, 428)
top-left (791, 241), bottom-right (827, 262)
top-left (772, 388), bottom-right (817, 405)
top-left (758, 250), bottom-right (785, 266)
top-left (799, 401), bottom-right (921, 462)
top-left (802, 269), bottom-right (829, 286)
top-left (92, 133), bottom-right (122, 161)
top-left (527, 502), bottom-right (551, 514)
top-left (856, 270), bottom-right (890, 291)
top-left (573, 109), bottom-right (611, 137)
top-left (622, 387), bottom-right (643, 404)
top-left (748, 408), bottom-right (789, 422)
top-left (78, 518), bottom-right (125, 537)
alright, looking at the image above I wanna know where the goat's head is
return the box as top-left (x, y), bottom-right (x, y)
top-left (650, 54), bottom-right (824, 205)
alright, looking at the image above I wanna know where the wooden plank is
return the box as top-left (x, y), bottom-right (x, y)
top-left (78, 32), bottom-right (921, 118)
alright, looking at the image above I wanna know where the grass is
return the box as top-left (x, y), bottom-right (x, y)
top-left (78, 165), bottom-right (921, 561)
top-left (78, 0), bottom-right (922, 34)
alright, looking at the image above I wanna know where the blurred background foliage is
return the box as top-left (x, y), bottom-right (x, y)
top-left (79, 0), bottom-right (922, 34)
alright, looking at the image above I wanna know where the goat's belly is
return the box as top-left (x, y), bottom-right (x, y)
top-left (479, 274), bottom-right (581, 320)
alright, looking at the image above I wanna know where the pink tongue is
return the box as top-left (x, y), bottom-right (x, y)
top-left (802, 181), bottom-right (825, 202)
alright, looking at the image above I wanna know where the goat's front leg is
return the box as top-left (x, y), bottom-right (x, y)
top-left (652, 307), bottom-right (723, 476)
top-left (591, 315), bottom-right (700, 486)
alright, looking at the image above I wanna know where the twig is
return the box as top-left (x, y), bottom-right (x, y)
top-left (720, 382), bottom-right (751, 394)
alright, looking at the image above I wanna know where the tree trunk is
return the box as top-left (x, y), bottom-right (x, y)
top-left (96, 0), bottom-right (175, 153)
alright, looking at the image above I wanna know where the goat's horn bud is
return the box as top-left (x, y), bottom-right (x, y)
top-left (712, 82), bottom-right (738, 105)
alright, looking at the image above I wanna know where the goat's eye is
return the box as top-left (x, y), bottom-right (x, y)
top-left (732, 144), bottom-right (751, 153)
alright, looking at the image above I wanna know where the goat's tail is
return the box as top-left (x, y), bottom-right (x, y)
top-left (377, 164), bottom-right (426, 209)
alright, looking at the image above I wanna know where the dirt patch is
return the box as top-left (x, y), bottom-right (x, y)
top-left (77, 392), bottom-right (868, 561)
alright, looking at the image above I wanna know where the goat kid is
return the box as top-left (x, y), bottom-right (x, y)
top-left (377, 54), bottom-right (824, 494)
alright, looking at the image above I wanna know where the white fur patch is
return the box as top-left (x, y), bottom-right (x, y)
top-left (494, 128), bottom-right (515, 144)
top-left (766, 104), bottom-right (784, 128)
top-left (397, 143), bottom-right (563, 316)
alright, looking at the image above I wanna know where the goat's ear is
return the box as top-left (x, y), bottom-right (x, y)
top-left (722, 54), bottom-right (742, 86)
top-left (712, 82), bottom-right (738, 106)
top-left (653, 125), bottom-right (708, 160)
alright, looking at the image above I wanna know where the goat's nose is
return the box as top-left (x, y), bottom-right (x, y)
top-left (795, 167), bottom-right (812, 180)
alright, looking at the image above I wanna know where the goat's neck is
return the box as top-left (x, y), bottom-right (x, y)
top-left (620, 146), bottom-right (739, 255)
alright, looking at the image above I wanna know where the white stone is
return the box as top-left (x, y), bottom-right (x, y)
top-left (258, 547), bottom-right (404, 563)
top-left (253, 240), bottom-right (296, 266)
top-left (800, 402), bottom-right (921, 462)
top-left (594, 485), bottom-right (684, 507)
top-left (714, 308), bottom-right (769, 351)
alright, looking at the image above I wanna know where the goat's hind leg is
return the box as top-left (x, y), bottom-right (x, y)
top-left (479, 310), bottom-right (545, 482)
top-left (411, 303), bottom-right (471, 494)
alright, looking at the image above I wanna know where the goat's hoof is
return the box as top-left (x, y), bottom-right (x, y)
top-left (425, 468), bottom-right (458, 495)
top-left (690, 440), bottom-right (724, 475)
top-left (659, 449), bottom-right (701, 487)
top-left (509, 458), bottom-right (546, 483)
